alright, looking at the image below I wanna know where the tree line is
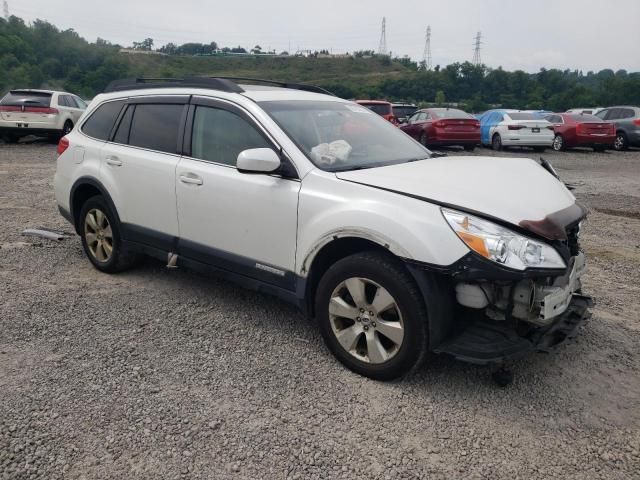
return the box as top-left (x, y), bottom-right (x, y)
top-left (1, 16), bottom-right (638, 112)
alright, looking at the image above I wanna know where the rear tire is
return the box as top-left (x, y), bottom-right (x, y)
top-left (315, 251), bottom-right (429, 381)
top-left (419, 132), bottom-right (429, 147)
top-left (62, 120), bottom-right (73, 137)
top-left (79, 195), bottom-right (140, 273)
top-left (552, 134), bottom-right (564, 151)
top-left (491, 133), bottom-right (502, 151)
top-left (614, 132), bottom-right (628, 151)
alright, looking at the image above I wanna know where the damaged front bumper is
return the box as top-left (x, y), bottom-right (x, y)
top-left (432, 293), bottom-right (593, 365)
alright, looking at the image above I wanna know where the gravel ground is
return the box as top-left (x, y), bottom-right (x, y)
top-left (1, 140), bottom-right (639, 479)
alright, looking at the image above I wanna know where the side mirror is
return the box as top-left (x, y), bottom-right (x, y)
top-left (237, 148), bottom-right (281, 174)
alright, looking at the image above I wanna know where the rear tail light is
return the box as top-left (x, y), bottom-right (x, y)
top-left (633, 119), bottom-right (640, 126)
top-left (57, 136), bottom-right (70, 156)
top-left (433, 120), bottom-right (446, 128)
top-left (0, 106), bottom-right (21, 112)
top-left (508, 125), bottom-right (525, 130)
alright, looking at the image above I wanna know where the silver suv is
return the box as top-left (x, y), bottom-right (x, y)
top-left (595, 106), bottom-right (640, 150)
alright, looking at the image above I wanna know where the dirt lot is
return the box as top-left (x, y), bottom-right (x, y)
top-left (1, 141), bottom-right (639, 479)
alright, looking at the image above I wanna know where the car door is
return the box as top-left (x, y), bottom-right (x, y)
top-left (481, 112), bottom-right (500, 144)
top-left (401, 112), bottom-right (421, 138)
top-left (175, 97), bottom-right (301, 290)
top-left (99, 96), bottom-right (187, 250)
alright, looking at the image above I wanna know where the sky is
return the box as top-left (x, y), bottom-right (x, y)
top-left (8, 0), bottom-right (640, 72)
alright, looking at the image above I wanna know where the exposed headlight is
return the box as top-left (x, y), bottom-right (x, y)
top-left (441, 208), bottom-right (566, 271)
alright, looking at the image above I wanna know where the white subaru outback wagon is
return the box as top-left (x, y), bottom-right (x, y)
top-left (54, 77), bottom-right (592, 380)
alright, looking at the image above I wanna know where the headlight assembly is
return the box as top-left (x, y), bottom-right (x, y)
top-left (441, 208), bottom-right (566, 271)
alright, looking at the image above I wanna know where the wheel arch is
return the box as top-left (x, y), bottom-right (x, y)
top-left (69, 176), bottom-right (121, 234)
top-left (302, 234), bottom-right (411, 318)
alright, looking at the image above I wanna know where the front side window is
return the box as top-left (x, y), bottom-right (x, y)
top-left (260, 100), bottom-right (430, 172)
top-left (191, 106), bottom-right (270, 166)
top-left (128, 104), bottom-right (184, 154)
top-left (81, 100), bottom-right (125, 141)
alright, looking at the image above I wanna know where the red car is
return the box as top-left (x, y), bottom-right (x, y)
top-left (545, 113), bottom-right (615, 151)
top-left (399, 108), bottom-right (480, 151)
top-left (356, 100), bottom-right (397, 124)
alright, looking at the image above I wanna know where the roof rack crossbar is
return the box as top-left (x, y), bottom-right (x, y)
top-left (104, 77), bottom-right (244, 94)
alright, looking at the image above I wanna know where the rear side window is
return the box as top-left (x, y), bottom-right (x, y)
top-left (191, 106), bottom-right (270, 166)
top-left (1, 91), bottom-right (52, 107)
top-left (81, 100), bottom-right (125, 141)
top-left (128, 104), bottom-right (184, 154)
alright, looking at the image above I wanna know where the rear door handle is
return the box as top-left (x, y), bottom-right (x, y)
top-left (179, 174), bottom-right (203, 186)
top-left (105, 156), bottom-right (122, 167)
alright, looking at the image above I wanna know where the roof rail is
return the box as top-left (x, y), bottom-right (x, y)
top-left (104, 77), bottom-right (244, 93)
top-left (215, 77), bottom-right (335, 96)
top-left (104, 76), bottom-right (335, 96)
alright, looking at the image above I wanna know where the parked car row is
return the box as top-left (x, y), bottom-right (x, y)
top-left (0, 89), bottom-right (88, 143)
top-left (358, 99), bottom-right (640, 152)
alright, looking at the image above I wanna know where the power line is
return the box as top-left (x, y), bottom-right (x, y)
top-left (422, 25), bottom-right (432, 70)
top-left (378, 17), bottom-right (387, 56)
top-left (473, 31), bottom-right (482, 66)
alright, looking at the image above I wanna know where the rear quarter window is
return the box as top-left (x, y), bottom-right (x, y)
top-left (81, 100), bottom-right (125, 141)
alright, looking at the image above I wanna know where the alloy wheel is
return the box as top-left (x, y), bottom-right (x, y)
top-left (552, 135), bottom-right (563, 151)
top-left (84, 208), bottom-right (113, 262)
top-left (614, 134), bottom-right (626, 151)
top-left (328, 277), bottom-right (404, 364)
top-left (63, 123), bottom-right (73, 135)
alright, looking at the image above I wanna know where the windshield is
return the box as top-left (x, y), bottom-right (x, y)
top-left (568, 114), bottom-right (601, 122)
top-left (507, 112), bottom-right (539, 120)
top-left (260, 100), bottom-right (430, 172)
top-left (359, 103), bottom-right (391, 116)
top-left (431, 109), bottom-right (474, 119)
top-left (1, 91), bottom-right (52, 107)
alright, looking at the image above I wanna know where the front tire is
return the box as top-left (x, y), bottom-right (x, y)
top-left (315, 251), bottom-right (429, 381)
top-left (492, 133), bottom-right (502, 151)
top-left (79, 195), bottom-right (139, 273)
top-left (62, 120), bottom-right (74, 137)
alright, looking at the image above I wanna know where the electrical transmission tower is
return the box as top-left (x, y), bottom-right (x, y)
top-left (3, 1), bottom-right (9, 21)
top-left (472, 31), bottom-right (482, 66)
top-left (422, 26), bottom-right (432, 70)
top-left (378, 17), bottom-right (388, 56)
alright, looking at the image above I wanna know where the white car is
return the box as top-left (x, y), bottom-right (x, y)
top-left (0, 89), bottom-right (87, 143)
top-left (53, 78), bottom-right (592, 380)
top-left (479, 110), bottom-right (555, 151)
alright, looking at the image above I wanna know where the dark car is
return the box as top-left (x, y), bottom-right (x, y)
top-left (545, 113), bottom-right (615, 151)
top-left (391, 103), bottom-right (418, 123)
top-left (356, 100), bottom-right (397, 124)
top-left (400, 108), bottom-right (480, 151)
top-left (595, 106), bottom-right (640, 150)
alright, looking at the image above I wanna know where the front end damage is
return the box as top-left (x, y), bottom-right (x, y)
top-left (410, 207), bottom-right (593, 365)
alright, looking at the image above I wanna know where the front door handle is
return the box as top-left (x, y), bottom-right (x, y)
top-left (105, 156), bottom-right (122, 167)
top-left (179, 174), bottom-right (203, 186)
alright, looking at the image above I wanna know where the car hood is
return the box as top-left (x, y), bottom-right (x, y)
top-left (335, 156), bottom-right (582, 240)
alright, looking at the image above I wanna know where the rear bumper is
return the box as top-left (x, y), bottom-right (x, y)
top-left (502, 133), bottom-right (554, 147)
top-left (0, 125), bottom-right (61, 137)
top-left (433, 294), bottom-right (593, 365)
top-left (574, 134), bottom-right (615, 147)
